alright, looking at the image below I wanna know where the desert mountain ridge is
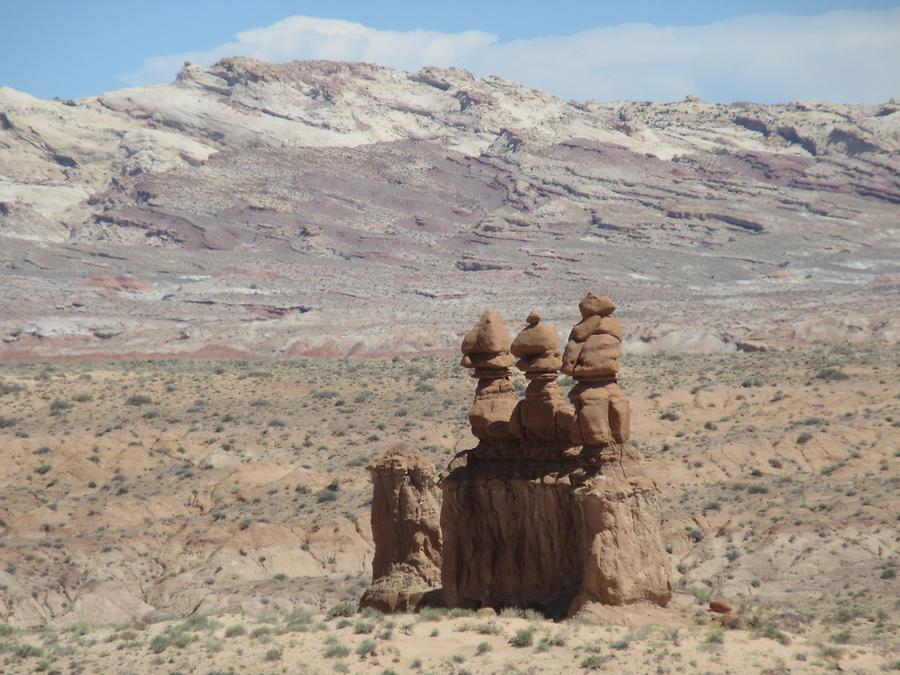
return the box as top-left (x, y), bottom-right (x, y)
top-left (1, 57), bottom-right (898, 361)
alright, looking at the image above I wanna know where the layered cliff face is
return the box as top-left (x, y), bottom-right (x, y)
top-left (2, 58), bottom-right (899, 362)
top-left (440, 452), bottom-right (672, 617)
top-left (359, 451), bottom-right (442, 612)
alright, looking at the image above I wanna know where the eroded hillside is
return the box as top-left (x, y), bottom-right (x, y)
top-left (1, 58), bottom-right (898, 360)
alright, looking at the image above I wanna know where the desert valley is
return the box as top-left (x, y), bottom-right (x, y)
top-left (0, 55), bottom-right (898, 674)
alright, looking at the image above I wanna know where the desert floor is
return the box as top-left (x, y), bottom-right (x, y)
top-left (0, 346), bottom-right (898, 673)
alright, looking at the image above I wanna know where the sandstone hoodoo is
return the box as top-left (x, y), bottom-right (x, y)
top-left (359, 451), bottom-right (442, 612)
top-left (460, 310), bottom-right (518, 441)
top-left (509, 311), bottom-right (574, 442)
top-left (363, 295), bottom-right (671, 618)
top-left (441, 294), bottom-right (672, 618)
top-left (562, 293), bottom-right (630, 450)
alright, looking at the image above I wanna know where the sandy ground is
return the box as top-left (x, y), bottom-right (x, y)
top-left (0, 346), bottom-right (898, 672)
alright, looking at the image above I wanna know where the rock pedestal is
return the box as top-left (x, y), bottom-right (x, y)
top-left (359, 451), bottom-right (442, 612)
top-left (363, 295), bottom-right (671, 618)
top-left (441, 296), bottom-right (671, 617)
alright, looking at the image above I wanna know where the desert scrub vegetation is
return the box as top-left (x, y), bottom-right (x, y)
top-left (0, 347), bottom-right (896, 669)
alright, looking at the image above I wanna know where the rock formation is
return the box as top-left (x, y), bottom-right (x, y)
top-left (509, 312), bottom-right (574, 442)
top-left (460, 310), bottom-right (518, 441)
top-left (359, 451), bottom-right (442, 612)
top-left (562, 293), bottom-right (630, 448)
top-left (441, 295), bottom-right (672, 618)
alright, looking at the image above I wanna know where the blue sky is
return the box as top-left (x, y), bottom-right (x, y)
top-left (2, 0), bottom-right (899, 102)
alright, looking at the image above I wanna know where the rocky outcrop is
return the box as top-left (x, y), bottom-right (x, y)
top-left (562, 294), bottom-right (630, 447)
top-left (360, 451), bottom-right (442, 612)
top-left (460, 310), bottom-right (518, 441)
top-left (509, 312), bottom-right (574, 442)
top-left (441, 295), bottom-right (672, 618)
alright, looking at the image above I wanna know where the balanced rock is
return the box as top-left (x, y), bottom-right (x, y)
top-left (461, 309), bottom-right (518, 440)
top-left (365, 297), bottom-right (671, 618)
top-left (578, 293), bottom-right (616, 318)
top-left (461, 309), bottom-right (513, 357)
top-left (360, 451), bottom-right (442, 613)
top-left (562, 293), bottom-right (629, 447)
top-left (508, 312), bottom-right (573, 442)
top-left (441, 295), bottom-right (671, 617)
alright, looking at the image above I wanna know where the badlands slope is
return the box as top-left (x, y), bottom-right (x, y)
top-left (1, 57), bottom-right (899, 360)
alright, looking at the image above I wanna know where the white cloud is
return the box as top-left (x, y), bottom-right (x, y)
top-left (121, 9), bottom-right (900, 103)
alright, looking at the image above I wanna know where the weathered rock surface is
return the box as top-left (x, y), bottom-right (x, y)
top-left (509, 312), bottom-right (573, 442)
top-left (2, 58), bottom-right (899, 361)
top-left (440, 297), bottom-right (671, 617)
top-left (360, 451), bottom-right (442, 612)
top-left (441, 448), bottom-right (671, 617)
top-left (461, 310), bottom-right (518, 440)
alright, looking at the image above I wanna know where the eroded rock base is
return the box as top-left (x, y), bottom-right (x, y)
top-left (359, 451), bottom-right (442, 613)
top-left (440, 442), bottom-right (672, 619)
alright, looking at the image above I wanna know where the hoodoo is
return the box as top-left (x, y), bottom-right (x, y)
top-left (359, 450), bottom-right (442, 612)
top-left (364, 295), bottom-right (671, 618)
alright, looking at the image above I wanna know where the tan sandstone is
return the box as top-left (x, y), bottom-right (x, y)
top-left (359, 451), bottom-right (442, 612)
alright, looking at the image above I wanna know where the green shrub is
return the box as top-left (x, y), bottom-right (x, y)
top-left (326, 603), bottom-right (355, 620)
top-left (149, 634), bottom-right (171, 653)
top-left (325, 642), bottom-right (351, 658)
top-left (581, 655), bottom-right (607, 670)
top-left (49, 399), bottom-right (71, 415)
top-left (14, 644), bottom-right (43, 659)
top-left (509, 628), bottom-right (534, 648)
top-left (317, 490), bottom-right (338, 503)
top-left (224, 625), bottom-right (245, 638)
top-left (356, 639), bottom-right (376, 657)
top-left (815, 368), bottom-right (849, 382)
top-left (126, 394), bottom-right (153, 406)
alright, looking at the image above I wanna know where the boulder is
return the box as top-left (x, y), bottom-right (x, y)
top-left (570, 333), bottom-right (621, 380)
top-left (570, 315), bottom-right (622, 342)
top-left (511, 313), bottom-right (560, 356)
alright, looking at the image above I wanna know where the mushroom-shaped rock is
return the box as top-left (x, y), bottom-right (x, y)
top-left (460, 309), bottom-right (517, 440)
top-left (511, 312), bottom-right (560, 357)
top-left (461, 309), bottom-right (512, 357)
top-left (578, 293), bottom-right (616, 319)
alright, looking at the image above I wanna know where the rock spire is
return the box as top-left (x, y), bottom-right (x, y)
top-left (460, 310), bottom-right (518, 440)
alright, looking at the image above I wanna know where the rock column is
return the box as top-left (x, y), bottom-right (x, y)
top-left (508, 312), bottom-right (574, 443)
top-left (560, 293), bottom-right (672, 611)
top-left (360, 451), bottom-right (442, 612)
top-left (460, 310), bottom-right (518, 441)
top-left (562, 293), bottom-right (631, 453)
